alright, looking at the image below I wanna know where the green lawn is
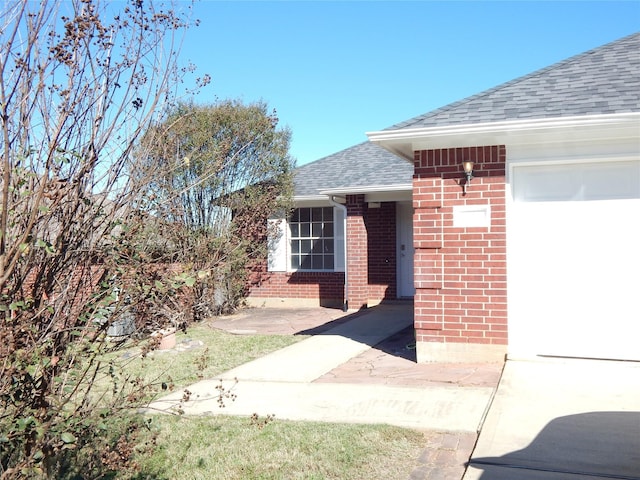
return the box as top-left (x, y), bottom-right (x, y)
top-left (133, 415), bottom-right (425, 480)
top-left (105, 323), bottom-right (304, 393)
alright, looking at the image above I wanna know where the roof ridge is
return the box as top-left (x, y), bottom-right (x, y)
top-left (388, 31), bottom-right (640, 131)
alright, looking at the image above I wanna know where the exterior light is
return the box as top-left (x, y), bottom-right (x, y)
top-left (462, 161), bottom-right (474, 194)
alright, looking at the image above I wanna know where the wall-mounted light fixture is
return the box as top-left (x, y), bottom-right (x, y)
top-left (462, 160), bottom-right (475, 194)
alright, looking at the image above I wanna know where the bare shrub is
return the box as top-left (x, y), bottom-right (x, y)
top-left (0, 1), bottom-right (204, 478)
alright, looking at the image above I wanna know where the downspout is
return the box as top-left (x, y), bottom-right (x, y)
top-left (329, 196), bottom-right (348, 312)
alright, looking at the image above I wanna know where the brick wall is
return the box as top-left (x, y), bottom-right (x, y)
top-left (248, 268), bottom-right (345, 307)
top-left (365, 201), bottom-right (397, 301)
top-left (413, 146), bottom-right (507, 361)
top-left (22, 264), bottom-right (107, 319)
top-left (346, 195), bottom-right (368, 309)
top-left (20, 262), bottom-right (192, 324)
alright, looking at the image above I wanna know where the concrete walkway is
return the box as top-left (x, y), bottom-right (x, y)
top-left (464, 358), bottom-right (640, 480)
top-left (148, 304), bottom-right (498, 433)
top-left (217, 303), bottom-right (414, 383)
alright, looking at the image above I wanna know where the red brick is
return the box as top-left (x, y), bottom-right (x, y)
top-left (413, 145), bottom-right (507, 349)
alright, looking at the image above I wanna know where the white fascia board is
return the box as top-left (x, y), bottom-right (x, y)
top-left (319, 184), bottom-right (413, 196)
top-left (292, 195), bottom-right (333, 208)
top-left (367, 112), bottom-right (640, 153)
top-left (294, 186), bottom-right (414, 205)
top-left (293, 195), bottom-right (328, 202)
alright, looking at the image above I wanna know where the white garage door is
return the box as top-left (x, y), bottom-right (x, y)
top-left (509, 160), bottom-right (640, 361)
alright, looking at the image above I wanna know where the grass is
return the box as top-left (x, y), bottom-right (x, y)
top-left (96, 322), bottom-right (304, 396)
top-left (132, 415), bottom-right (426, 480)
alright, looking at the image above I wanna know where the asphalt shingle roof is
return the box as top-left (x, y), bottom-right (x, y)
top-left (293, 33), bottom-right (639, 197)
top-left (293, 141), bottom-right (413, 197)
top-left (388, 32), bottom-right (640, 130)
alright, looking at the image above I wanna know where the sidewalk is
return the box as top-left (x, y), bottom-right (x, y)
top-left (147, 304), bottom-right (504, 479)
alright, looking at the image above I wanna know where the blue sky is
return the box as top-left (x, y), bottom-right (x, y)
top-left (180, 1), bottom-right (639, 166)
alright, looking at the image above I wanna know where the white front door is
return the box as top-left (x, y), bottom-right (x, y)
top-left (396, 202), bottom-right (415, 298)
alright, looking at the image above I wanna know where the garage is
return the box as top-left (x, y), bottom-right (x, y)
top-left (508, 159), bottom-right (640, 361)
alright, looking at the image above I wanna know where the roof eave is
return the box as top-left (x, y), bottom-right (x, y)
top-left (367, 112), bottom-right (640, 155)
top-left (319, 183), bottom-right (413, 196)
top-left (293, 195), bottom-right (329, 202)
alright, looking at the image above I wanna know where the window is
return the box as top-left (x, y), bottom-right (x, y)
top-left (289, 207), bottom-right (334, 271)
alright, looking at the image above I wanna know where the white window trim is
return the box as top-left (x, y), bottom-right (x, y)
top-left (267, 207), bottom-right (345, 273)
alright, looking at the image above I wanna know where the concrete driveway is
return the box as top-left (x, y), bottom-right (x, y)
top-left (464, 358), bottom-right (640, 480)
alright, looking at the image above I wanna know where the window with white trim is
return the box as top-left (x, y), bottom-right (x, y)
top-left (289, 207), bottom-right (334, 271)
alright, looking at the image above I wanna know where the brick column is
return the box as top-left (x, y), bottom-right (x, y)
top-left (413, 146), bottom-right (507, 362)
top-left (346, 194), bottom-right (368, 309)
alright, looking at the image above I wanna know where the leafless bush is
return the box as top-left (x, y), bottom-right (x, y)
top-left (0, 1), bottom-right (203, 478)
